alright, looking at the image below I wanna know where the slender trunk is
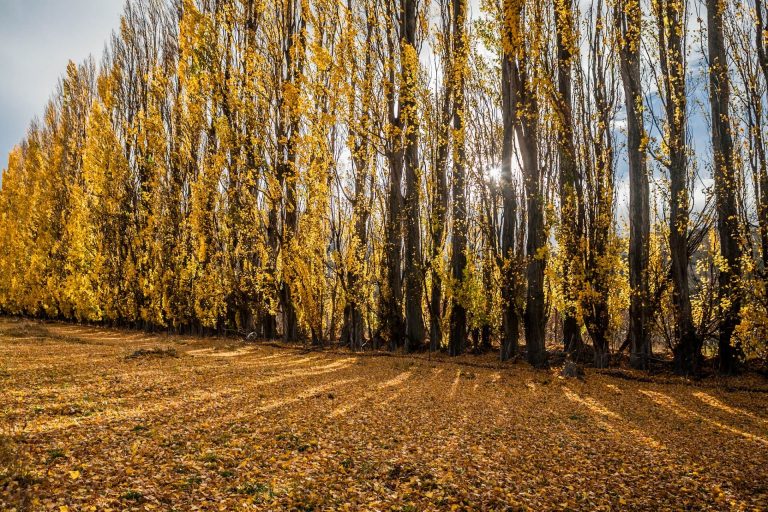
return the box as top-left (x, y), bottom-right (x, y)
top-left (402, 0), bottom-right (425, 351)
top-left (278, 0), bottom-right (303, 343)
top-left (385, 156), bottom-right (404, 349)
top-left (753, 94), bottom-right (768, 270)
top-left (430, 3), bottom-right (452, 352)
top-left (512, 38), bottom-right (548, 368)
top-left (341, 7), bottom-right (373, 351)
top-left (582, 13), bottom-right (615, 369)
top-left (754, 0), bottom-right (768, 312)
top-left (522, 130), bottom-right (548, 368)
top-left (500, 55), bottom-right (520, 361)
top-left (449, 0), bottom-right (468, 356)
top-left (657, 0), bottom-right (701, 373)
top-left (757, 115), bottom-right (768, 274)
top-left (382, 0), bottom-right (405, 349)
top-left (555, 0), bottom-right (584, 354)
top-left (265, 192), bottom-right (279, 338)
top-left (756, 0), bottom-right (768, 87)
top-left (429, 137), bottom-right (448, 351)
top-left (707, 0), bottom-right (741, 373)
top-left (343, 164), bottom-right (369, 350)
top-left (615, 0), bottom-right (651, 369)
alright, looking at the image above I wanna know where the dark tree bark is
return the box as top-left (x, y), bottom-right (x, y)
top-left (749, 99), bottom-right (768, 281)
top-left (615, 0), bottom-right (651, 369)
top-left (756, 0), bottom-right (768, 90)
top-left (430, 0), bottom-right (452, 352)
top-left (755, 0), bottom-right (768, 292)
top-left (449, 0), bottom-right (468, 357)
top-left (341, 2), bottom-right (374, 351)
top-left (554, 0), bottom-right (584, 355)
top-left (581, 9), bottom-right (615, 369)
top-left (382, 0), bottom-right (405, 349)
top-left (656, 0), bottom-right (702, 374)
top-left (707, 0), bottom-right (742, 373)
top-left (502, 0), bottom-right (547, 367)
top-left (384, 152), bottom-right (405, 350)
top-left (402, 0), bottom-right (426, 351)
top-left (277, 0), bottom-right (304, 343)
top-left (500, 53), bottom-right (521, 362)
top-left (264, 200), bottom-right (279, 338)
top-left (521, 127), bottom-right (548, 368)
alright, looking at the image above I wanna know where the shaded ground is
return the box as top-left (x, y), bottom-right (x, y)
top-left (1, 319), bottom-right (767, 511)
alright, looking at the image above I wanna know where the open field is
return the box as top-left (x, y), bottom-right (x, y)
top-left (1, 320), bottom-right (767, 511)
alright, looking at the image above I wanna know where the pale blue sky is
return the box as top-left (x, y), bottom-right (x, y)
top-left (0, 0), bottom-right (124, 167)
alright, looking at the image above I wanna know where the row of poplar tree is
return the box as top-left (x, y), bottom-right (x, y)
top-left (0, 0), bottom-right (767, 374)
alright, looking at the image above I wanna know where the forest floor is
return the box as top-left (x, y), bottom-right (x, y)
top-left (1, 319), bottom-right (767, 511)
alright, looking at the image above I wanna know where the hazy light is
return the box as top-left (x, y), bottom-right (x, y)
top-left (486, 166), bottom-right (501, 182)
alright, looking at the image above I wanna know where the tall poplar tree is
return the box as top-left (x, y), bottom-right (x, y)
top-left (707, 0), bottom-right (742, 372)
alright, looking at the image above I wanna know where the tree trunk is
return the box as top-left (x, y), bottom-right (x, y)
top-left (554, 0), bottom-right (584, 354)
top-left (430, 1), bottom-right (452, 352)
top-left (708, 0), bottom-right (742, 374)
top-left (382, 1), bottom-right (405, 349)
top-left (615, 0), bottom-right (651, 369)
top-left (385, 149), bottom-right (405, 349)
top-left (523, 161), bottom-right (548, 367)
top-left (278, 0), bottom-right (304, 343)
top-left (264, 202), bottom-right (279, 339)
top-left (753, 0), bottom-right (768, 338)
top-left (500, 54), bottom-right (520, 362)
top-left (657, 0), bottom-right (701, 374)
top-left (402, 0), bottom-right (425, 351)
top-left (341, 6), bottom-right (374, 351)
top-left (342, 164), bottom-right (370, 350)
top-left (449, 0), bottom-right (468, 357)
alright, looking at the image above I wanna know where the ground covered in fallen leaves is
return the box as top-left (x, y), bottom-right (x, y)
top-left (1, 320), bottom-right (767, 511)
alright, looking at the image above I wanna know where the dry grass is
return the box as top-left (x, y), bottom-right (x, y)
top-left (0, 319), bottom-right (766, 511)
